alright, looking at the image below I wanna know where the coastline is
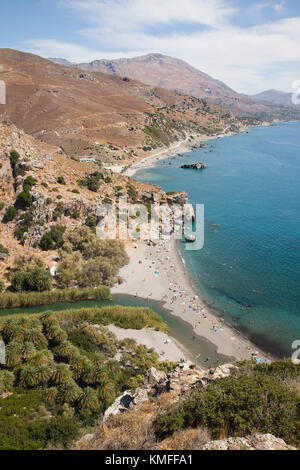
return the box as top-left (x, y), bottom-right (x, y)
top-left (112, 237), bottom-right (272, 364)
top-left (111, 124), bottom-right (276, 364)
top-left (105, 129), bottom-right (244, 177)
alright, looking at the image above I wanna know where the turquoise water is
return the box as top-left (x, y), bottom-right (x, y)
top-left (134, 122), bottom-right (300, 357)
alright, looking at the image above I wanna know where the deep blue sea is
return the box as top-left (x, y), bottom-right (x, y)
top-left (134, 122), bottom-right (300, 357)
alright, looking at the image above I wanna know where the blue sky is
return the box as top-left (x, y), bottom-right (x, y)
top-left (1, 0), bottom-right (300, 94)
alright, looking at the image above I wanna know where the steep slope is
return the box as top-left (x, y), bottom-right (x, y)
top-left (250, 89), bottom-right (296, 107)
top-left (0, 121), bottom-right (186, 276)
top-left (0, 49), bottom-right (241, 162)
top-left (69, 53), bottom-right (300, 120)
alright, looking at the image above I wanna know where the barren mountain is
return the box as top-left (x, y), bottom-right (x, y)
top-left (0, 49), bottom-right (241, 162)
top-left (69, 53), bottom-right (300, 120)
top-left (249, 89), bottom-right (296, 107)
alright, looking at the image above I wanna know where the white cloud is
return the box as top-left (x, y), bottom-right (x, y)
top-left (65, 0), bottom-right (236, 30)
top-left (23, 0), bottom-right (300, 94)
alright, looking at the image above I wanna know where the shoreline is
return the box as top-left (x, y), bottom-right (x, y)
top-left (112, 237), bottom-right (272, 364)
top-left (105, 129), bottom-right (245, 177)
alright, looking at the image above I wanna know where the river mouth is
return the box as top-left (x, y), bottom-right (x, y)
top-left (0, 294), bottom-right (234, 368)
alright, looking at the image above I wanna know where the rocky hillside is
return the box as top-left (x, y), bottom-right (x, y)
top-left (73, 360), bottom-right (299, 451)
top-left (60, 53), bottom-right (300, 121)
top-left (0, 121), bottom-right (188, 277)
top-left (0, 49), bottom-right (242, 163)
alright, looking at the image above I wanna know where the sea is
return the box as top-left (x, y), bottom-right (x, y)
top-left (134, 122), bottom-right (300, 358)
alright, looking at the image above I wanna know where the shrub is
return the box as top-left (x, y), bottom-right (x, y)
top-left (3, 206), bottom-right (17, 223)
top-left (0, 280), bottom-right (5, 293)
top-left (40, 225), bottom-right (66, 251)
top-left (127, 184), bottom-right (138, 202)
top-left (9, 150), bottom-right (20, 169)
top-left (57, 176), bottom-right (66, 185)
top-left (78, 172), bottom-right (103, 192)
top-left (85, 216), bottom-right (96, 229)
top-left (0, 244), bottom-right (8, 254)
top-left (15, 190), bottom-right (32, 210)
top-left (154, 372), bottom-right (300, 446)
top-left (0, 202), bottom-right (5, 211)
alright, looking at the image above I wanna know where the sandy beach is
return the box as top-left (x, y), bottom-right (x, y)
top-left (112, 238), bottom-right (272, 364)
top-left (108, 324), bottom-right (194, 364)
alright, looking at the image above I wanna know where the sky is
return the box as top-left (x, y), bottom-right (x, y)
top-left (0, 0), bottom-right (300, 94)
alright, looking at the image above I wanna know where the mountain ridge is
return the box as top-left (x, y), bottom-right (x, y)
top-left (49, 53), bottom-right (300, 120)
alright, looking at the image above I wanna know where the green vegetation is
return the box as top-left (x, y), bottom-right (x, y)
top-left (58, 227), bottom-right (129, 288)
top-left (78, 172), bottom-right (103, 192)
top-left (11, 268), bottom-right (52, 293)
top-left (52, 202), bottom-right (64, 221)
top-left (0, 281), bottom-right (5, 293)
top-left (9, 150), bottom-right (20, 173)
top-left (85, 216), bottom-right (96, 230)
top-left (0, 244), bottom-right (8, 254)
top-left (0, 307), bottom-right (171, 449)
top-left (3, 206), bottom-right (17, 223)
top-left (57, 176), bottom-right (66, 185)
top-left (127, 183), bottom-right (138, 202)
top-left (0, 286), bottom-right (111, 310)
top-left (40, 225), bottom-right (66, 251)
top-left (0, 202), bottom-right (5, 211)
top-left (154, 361), bottom-right (300, 447)
top-left (14, 210), bottom-right (34, 243)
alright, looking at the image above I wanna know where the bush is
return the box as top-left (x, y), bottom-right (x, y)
top-left (15, 190), bottom-right (32, 210)
top-left (78, 172), bottom-right (103, 192)
top-left (3, 206), bottom-right (17, 223)
top-left (9, 150), bottom-right (20, 169)
top-left (57, 176), bottom-right (66, 185)
top-left (0, 280), bottom-right (5, 293)
top-left (85, 216), bottom-right (96, 229)
top-left (154, 371), bottom-right (300, 446)
top-left (40, 225), bottom-right (66, 251)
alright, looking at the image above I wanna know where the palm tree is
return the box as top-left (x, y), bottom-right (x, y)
top-left (78, 387), bottom-right (100, 416)
top-left (70, 355), bottom-right (92, 381)
top-left (97, 380), bottom-right (116, 403)
top-left (29, 349), bottom-right (54, 366)
top-left (0, 370), bottom-right (15, 395)
top-left (44, 386), bottom-right (58, 404)
top-left (24, 328), bottom-right (48, 349)
top-left (59, 378), bottom-right (82, 404)
top-left (54, 341), bottom-right (79, 361)
top-left (1, 318), bottom-right (18, 342)
top-left (5, 341), bottom-right (22, 368)
top-left (47, 326), bottom-right (68, 345)
top-left (91, 353), bottom-right (105, 367)
top-left (20, 365), bottom-right (39, 388)
top-left (35, 364), bottom-right (52, 385)
top-left (20, 341), bottom-right (37, 361)
top-left (52, 364), bottom-right (72, 385)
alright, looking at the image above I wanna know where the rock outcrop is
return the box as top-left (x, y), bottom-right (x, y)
top-left (103, 363), bottom-right (236, 422)
top-left (181, 162), bottom-right (207, 170)
top-left (202, 434), bottom-right (297, 451)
